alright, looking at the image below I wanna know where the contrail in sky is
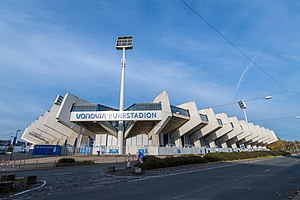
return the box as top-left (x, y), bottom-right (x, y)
top-left (232, 45), bottom-right (265, 111)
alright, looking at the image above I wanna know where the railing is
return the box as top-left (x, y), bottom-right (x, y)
top-left (170, 105), bottom-right (190, 117)
top-left (71, 104), bottom-right (118, 112)
top-left (126, 103), bottom-right (162, 111)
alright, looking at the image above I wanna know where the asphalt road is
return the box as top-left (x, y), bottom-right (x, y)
top-left (6, 156), bottom-right (300, 200)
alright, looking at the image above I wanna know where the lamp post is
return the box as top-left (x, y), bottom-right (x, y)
top-left (9, 136), bottom-right (14, 144)
top-left (238, 96), bottom-right (272, 122)
top-left (10, 129), bottom-right (21, 160)
top-left (116, 36), bottom-right (133, 155)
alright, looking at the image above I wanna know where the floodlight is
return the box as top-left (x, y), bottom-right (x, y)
top-left (238, 100), bottom-right (247, 109)
top-left (116, 36), bottom-right (133, 50)
top-left (264, 96), bottom-right (272, 100)
top-left (116, 35), bottom-right (133, 154)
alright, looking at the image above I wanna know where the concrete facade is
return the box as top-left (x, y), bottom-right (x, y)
top-left (21, 91), bottom-right (278, 155)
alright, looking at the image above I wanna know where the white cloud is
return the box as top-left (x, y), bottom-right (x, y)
top-left (0, 0), bottom-right (300, 141)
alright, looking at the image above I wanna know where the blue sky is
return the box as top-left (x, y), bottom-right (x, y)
top-left (0, 0), bottom-right (300, 141)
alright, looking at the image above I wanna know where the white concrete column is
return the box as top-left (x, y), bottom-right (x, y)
top-left (221, 142), bottom-right (228, 148)
top-left (117, 48), bottom-right (126, 154)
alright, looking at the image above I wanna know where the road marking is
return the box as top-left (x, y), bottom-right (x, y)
top-left (54, 172), bottom-right (73, 176)
top-left (265, 169), bottom-right (271, 172)
top-left (11, 180), bottom-right (47, 196)
top-left (233, 175), bottom-right (252, 182)
top-left (83, 185), bottom-right (104, 190)
top-left (131, 163), bottom-right (237, 182)
top-left (279, 160), bottom-right (300, 167)
top-left (88, 169), bottom-right (103, 172)
top-left (173, 193), bottom-right (188, 199)
top-left (242, 175), bottom-right (252, 179)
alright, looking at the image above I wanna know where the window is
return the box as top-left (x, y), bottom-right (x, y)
top-left (170, 105), bottom-right (190, 117)
top-left (200, 114), bottom-right (209, 121)
top-left (126, 103), bottom-right (162, 111)
top-left (217, 119), bottom-right (223, 125)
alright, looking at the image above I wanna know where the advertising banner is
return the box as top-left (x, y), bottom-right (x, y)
top-left (70, 110), bottom-right (162, 122)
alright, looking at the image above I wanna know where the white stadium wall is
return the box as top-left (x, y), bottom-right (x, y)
top-left (21, 91), bottom-right (279, 155)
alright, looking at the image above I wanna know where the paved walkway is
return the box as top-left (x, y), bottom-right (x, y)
top-left (1, 155), bottom-right (137, 172)
top-left (3, 156), bottom-right (300, 200)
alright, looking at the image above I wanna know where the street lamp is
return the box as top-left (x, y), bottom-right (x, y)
top-left (116, 36), bottom-right (133, 155)
top-left (238, 96), bottom-right (272, 122)
top-left (264, 96), bottom-right (272, 100)
top-left (10, 129), bottom-right (21, 160)
top-left (9, 136), bottom-right (14, 144)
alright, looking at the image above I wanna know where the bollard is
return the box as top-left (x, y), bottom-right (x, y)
top-left (35, 160), bottom-right (38, 168)
top-left (107, 166), bottom-right (115, 173)
top-left (13, 159), bottom-right (16, 167)
top-left (127, 156), bottom-right (131, 168)
top-left (19, 161), bottom-right (22, 170)
top-left (26, 176), bottom-right (37, 185)
top-left (134, 167), bottom-right (142, 174)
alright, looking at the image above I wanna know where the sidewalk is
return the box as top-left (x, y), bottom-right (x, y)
top-left (0, 155), bottom-right (137, 172)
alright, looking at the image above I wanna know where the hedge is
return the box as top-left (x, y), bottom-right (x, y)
top-left (57, 158), bottom-right (76, 163)
top-left (203, 151), bottom-right (290, 162)
top-left (135, 155), bottom-right (208, 170)
top-left (55, 158), bottom-right (94, 167)
top-left (136, 151), bottom-right (290, 170)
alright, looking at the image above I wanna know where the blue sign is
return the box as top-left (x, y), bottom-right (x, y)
top-left (109, 149), bottom-right (119, 154)
top-left (32, 145), bottom-right (61, 156)
top-left (138, 151), bottom-right (144, 163)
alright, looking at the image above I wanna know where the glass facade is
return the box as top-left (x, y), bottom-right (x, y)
top-left (200, 114), bottom-right (209, 122)
top-left (200, 137), bottom-right (209, 148)
top-left (170, 105), bottom-right (190, 117)
top-left (71, 104), bottom-right (118, 112)
top-left (125, 103), bottom-right (162, 111)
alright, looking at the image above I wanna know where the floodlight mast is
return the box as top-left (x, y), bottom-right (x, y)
top-left (116, 36), bottom-right (133, 155)
top-left (238, 100), bottom-right (248, 122)
top-left (243, 109), bottom-right (248, 122)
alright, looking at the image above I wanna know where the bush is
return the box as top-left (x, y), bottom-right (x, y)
top-left (137, 155), bottom-right (207, 170)
top-left (57, 158), bottom-right (76, 163)
top-left (135, 151), bottom-right (290, 170)
top-left (55, 159), bottom-right (94, 167)
top-left (203, 151), bottom-right (290, 162)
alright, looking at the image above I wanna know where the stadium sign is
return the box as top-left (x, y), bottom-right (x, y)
top-left (70, 111), bottom-right (162, 122)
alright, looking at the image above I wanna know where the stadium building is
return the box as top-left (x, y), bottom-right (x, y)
top-left (21, 36), bottom-right (278, 155)
top-left (21, 91), bottom-right (278, 155)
